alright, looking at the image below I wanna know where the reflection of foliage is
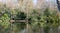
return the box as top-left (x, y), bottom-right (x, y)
top-left (13, 22), bottom-right (26, 30)
top-left (44, 26), bottom-right (50, 33)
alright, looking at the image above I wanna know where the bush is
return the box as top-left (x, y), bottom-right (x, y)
top-left (0, 13), bottom-right (10, 29)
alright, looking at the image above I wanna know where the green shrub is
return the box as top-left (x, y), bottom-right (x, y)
top-left (0, 13), bottom-right (10, 29)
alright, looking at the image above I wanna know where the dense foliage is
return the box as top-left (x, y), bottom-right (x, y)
top-left (28, 8), bottom-right (60, 33)
top-left (0, 5), bottom-right (60, 33)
